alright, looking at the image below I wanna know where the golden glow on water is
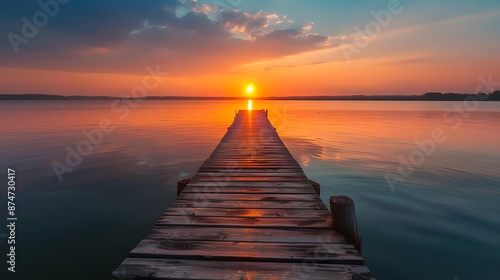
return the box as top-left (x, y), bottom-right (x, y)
top-left (247, 99), bottom-right (253, 111)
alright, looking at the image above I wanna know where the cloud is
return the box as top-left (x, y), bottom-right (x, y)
top-left (0, 0), bottom-right (331, 76)
top-left (263, 61), bottom-right (328, 71)
top-left (220, 10), bottom-right (270, 39)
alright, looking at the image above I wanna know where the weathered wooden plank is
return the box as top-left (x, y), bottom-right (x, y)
top-left (199, 164), bottom-right (301, 169)
top-left (195, 172), bottom-right (307, 177)
top-left (182, 186), bottom-right (317, 194)
top-left (156, 215), bottom-right (332, 228)
top-left (190, 176), bottom-right (310, 183)
top-left (211, 147), bottom-right (292, 151)
top-left (205, 156), bottom-right (296, 160)
top-left (184, 182), bottom-right (314, 190)
top-left (112, 258), bottom-right (374, 280)
top-left (209, 147), bottom-right (291, 150)
top-left (190, 177), bottom-right (309, 183)
top-left (204, 156), bottom-right (296, 159)
top-left (171, 199), bottom-right (328, 210)
top-left (186, 181), bottom-right (312, 187)
top-left (202, 163), bottom-right (301, 167)
top-left (206, 158), bottom-right (295, 161)
top-left (212, 149), bottom-right (291, 153)
top-left (199, 162), bottom-right (299, 166)
top-left (206, 159), bottom-right (295, 162)
top-left (203, 157), bottom-right (298, 161)
top-left (200, 163), bottom-right (302, 169)
top-left (212, 149), bottom-right (289, 152)
top-left (130, 240), bottom-right (363, 264)
top-left (197, 168), bottom-right (304, 173)
top-left (177, 193), bottom-right (322, 202)
top-left (145, 226), bottom-right (345, 243)
top-left (163, 207), bottom-right (331, 219)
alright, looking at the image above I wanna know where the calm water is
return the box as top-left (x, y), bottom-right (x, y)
top-left (0, 100), bottom-right (499, 280)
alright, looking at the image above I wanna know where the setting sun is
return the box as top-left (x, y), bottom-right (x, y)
top-left (246, 83), bottom-right (255, 95)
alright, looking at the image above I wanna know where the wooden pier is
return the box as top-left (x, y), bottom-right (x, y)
top-left (112, 110), bottom-right (374, 279)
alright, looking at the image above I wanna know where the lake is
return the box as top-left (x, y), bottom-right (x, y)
top-left (0, 100), bottom-right (499, 280)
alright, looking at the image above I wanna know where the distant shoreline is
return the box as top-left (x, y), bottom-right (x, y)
top-left (1, 92), bottom-right (500, 101)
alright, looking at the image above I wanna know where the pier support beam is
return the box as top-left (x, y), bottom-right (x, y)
top-left (329, 195), bottom-right (362, 253)
top-left (177, 178), bottom-right (191, 196)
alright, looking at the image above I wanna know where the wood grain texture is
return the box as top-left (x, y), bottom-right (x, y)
top-left (145, 226), bottom-right (346, 243)
top-left (130, 239), bottom-right (363, 264)
top-left (156, 215), bottom-right (332, 228)
top-left (176, 193), bottom-right (322, 202)
top-left (171, 199), bottom-right (328, 210)
top-left (112, 258), bottom-right (375, 280)
top-left (181, 186), bottom-right (317, 194)
top-left (163, 207), bottom-right (331, 218)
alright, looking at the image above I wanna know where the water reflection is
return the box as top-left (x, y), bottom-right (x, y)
top-left (0, 100), bottom-right (499, 280)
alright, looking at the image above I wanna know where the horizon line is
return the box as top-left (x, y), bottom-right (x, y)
top-left (1, 92), bottom-right (500, 101)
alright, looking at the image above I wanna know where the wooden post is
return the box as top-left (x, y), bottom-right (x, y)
top-left (329, 195), bottom-right (362, 253)
top-left (309, 180), bottom-right (320, 195)
top-left (177, 178), bottom-right (191, 196)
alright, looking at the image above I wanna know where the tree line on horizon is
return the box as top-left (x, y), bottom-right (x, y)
top-left (0, 91), bottom-right (499, 101)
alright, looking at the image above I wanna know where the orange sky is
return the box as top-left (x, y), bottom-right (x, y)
top-left (2, 54), bottom-right (498, 97)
